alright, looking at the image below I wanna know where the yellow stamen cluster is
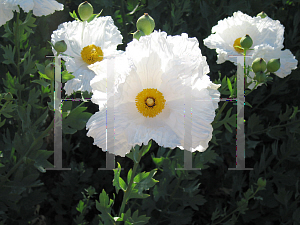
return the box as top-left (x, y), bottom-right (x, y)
top-left (233, 37), bottom-right (243, 54)
top-left (135, 88), bottom-right (166, 118)
top-left (81, 44), bottom-right (103, 65)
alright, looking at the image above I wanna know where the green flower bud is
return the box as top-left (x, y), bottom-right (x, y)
top-left (78, 1), bottom-right (93, 21)
top-left (133, 30), bottom-right (145, 41)
top-left (252, 58), bottom-right (267, 73)
top-left (257, 11), bottom-right (268, 18)
top-left (4, 92), bottom-right (13, 101)
top-left (257, 177), bottom-right (267, 188)
top-left (254, 71), bottom-right (267, 83)
top-left (240, 34), bottom-right (253, 50)
top-left (136, 13), bottom-right (155, 35)
top-left (54, 40), bottom-right (67, 53)
top-left (45, 63), bottom-right (55, 80)
top-left (267, 58), bottom-right (280, 73)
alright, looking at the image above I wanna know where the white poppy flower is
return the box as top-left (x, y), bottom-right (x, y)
top-left (86, 31), bottom-right (221, 157)
top-left (246, 46), bottom-right (298, 89)
top-left (51, 16), bottom-right (123, 95)
top-left (203, 11), bottom-right (284, 65)
top-left (0, 0), bottom-right (63, 26)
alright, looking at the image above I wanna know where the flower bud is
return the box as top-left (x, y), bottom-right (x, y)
top-left (267, 58), bottom-right (280, 73)
top-left (136, 13), bottom-right (155, 35)
top-left (257, 11), bottom-right (268, 18)
top-left (133, 30), bottom-right (145, 41)
top-left (54, 40), bottom-right (67, 53)
top-left (45, 63), bottom-right (55, 80)
top-left (254, 71), bottom-right (267, 83)
top-left (257, 177), bottom-right (267, 188)
top-left (252, 58), bottom-right (267, 73)
top-left (240, 34), bottom-right (253, 50)
top-left (78, 1), bottom-right (93, 21)
top-left (4, 92), bottom-right (13, 101)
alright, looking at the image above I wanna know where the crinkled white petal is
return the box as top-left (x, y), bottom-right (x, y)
top-left (32, 0), bottom-right (63, 16)
top-left (87, 32), bottom-right (220, 156)
top-left (204, 11), bottom-right (284, 64)
top-left (63, 66), bottom-right (96, 95)
top-left (0, 0), bottom-right (18, 26)
top-left (51, 16), bottom-right (123, 94)
top-left (0, 0), bottom-right (63, 20)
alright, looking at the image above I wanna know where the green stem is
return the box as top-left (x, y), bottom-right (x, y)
top-left (245, 83), bottom-right (258, 97)
top-left (161, 173), bottom-right (183, 212)
top-left (14, 11), bottom-right (22, 133)
top-left (212, 101), bottom-right (229, 125)
top-left (118, 148), bottom-right (143, 218)
top-left (15, 11), bottom-right (21, 79)
top-left (3, 119), bottom-right (54, 181)
top-left (120, 0), bottom-right (128, 44)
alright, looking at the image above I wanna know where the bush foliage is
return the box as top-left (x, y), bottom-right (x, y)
top-left (0, 0), bottom-right (299, 224)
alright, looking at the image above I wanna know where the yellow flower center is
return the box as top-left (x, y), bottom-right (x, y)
top-left (135, 88), bottom-right (166, 118)
top-left (233, 37), bottom-right (243, 54)
top-left (81, 44), bottom-right (103, 65)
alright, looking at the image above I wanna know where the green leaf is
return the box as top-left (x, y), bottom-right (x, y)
top-left (28, 150), bottom-right (54, 172)
top-left (38, 71), bottom-right (51, 80)
top-left (113, 162), bottom-right (127, 194)
top-left (69, 10), bottom-right (80, 21)
top-left (2, 72), bottom-right (18, 95)
top-left (127, 189), bottom-right (150, 200)
top-left (0, 101), bottom-right (16, 118)
top-left (22, 47), bottom-right (37, 76)
top-left (279, 104), bottom-right (294, 122)
top-left (1, 45), bottom-right (16, 65)
top-left (132, 169), bottom-right (158, 195)
top-left (87, 9), bottom-right (103, 22)
top-left (224, 123), bottom-right (233, 133)
top-left (227, 77), bottom-right (233, 97)
top-left (127, 169), bottom-right (132, 184)
top-left (62, 104), bottom-right (92, 134)
top-left (76, 200), bottom-right (85, 213)
top-left (61, 70), bottom-right (75, 83)
top-left (129, 210), bottom-right (150, 225)
top-left (141, 140), bottom-right (152, 157)
top-left (32, 79), bottom-right (50, 88)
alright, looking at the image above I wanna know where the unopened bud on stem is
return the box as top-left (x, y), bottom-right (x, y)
top-left (240, 34), bottom-right (253, 50)
top-left (254, 71), bottom-right (267, 83)
top-left (252, 58), bottom-right (267, 73)
top-left (78, 1), bottom-right (93, 21)
top-left (54, 40), bottom-right (67, 53)
top-left (133, 30), bottom-right (145, 40)
top-left (257, 177), bottom-right (267, 188)
top-left (267, 58), bottom-right (280, 73)
top-left (257, 11), bottom-right (268, 18)
top-left (45, 63), bottom-right (55, 80)
top-left (136, 13), bottom-right (155, 35)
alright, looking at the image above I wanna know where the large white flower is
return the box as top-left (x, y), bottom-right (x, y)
top-left (0, 0), bottom-right (64, 26)
top-left (204, 11), bottom-right (284, 65)
top-left (51, 16), bottom-right (123, 95)
top-left (246, 46), bottom-right (298, 89)
top-left (86, 31), bottom-right (221, 157)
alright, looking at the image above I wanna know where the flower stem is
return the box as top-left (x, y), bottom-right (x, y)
top-left (14, 11), bottom-right (22, 134)
top-left (120, 0), bottom-right (128, 44)
top-left (212, 101), bottom-right (229, 125)
top-left (118, 147), bottom-right (143, 218)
